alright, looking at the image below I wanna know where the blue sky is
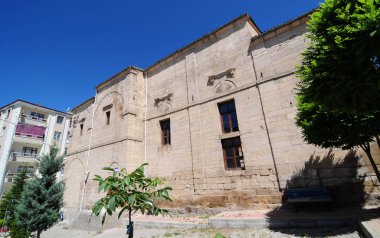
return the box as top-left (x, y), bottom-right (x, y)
top-left (0, 0), bottom-right (321, 111)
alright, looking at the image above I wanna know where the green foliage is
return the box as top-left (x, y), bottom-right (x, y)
top-left (297, 0), bottom-right (380, 113)
top-left (296, 98), bottom-right (380, 149)
top-left (0, 170), bottom-right (28, 236)
top-left (15, 147), bottom-right (65, 238)
top-left (215, 233), bottom-right (226, 238)
top-left (91, 163), bottom-right (172, 224)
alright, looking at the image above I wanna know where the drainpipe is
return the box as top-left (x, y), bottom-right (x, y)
top-left (144, 71), bottom-right (148, 175)
top-left (79, 93), bottom-right (97, 211)
top-left (249, 36), bottom-right (282, 192)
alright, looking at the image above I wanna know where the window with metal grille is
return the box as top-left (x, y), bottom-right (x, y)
top-left (218, 100), bottom-right (239, 133)
top-left (221, 137), bottom-right (245, 170)
top-left (160, 119), bottom-right (171, 145)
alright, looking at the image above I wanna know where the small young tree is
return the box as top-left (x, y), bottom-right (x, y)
top-left (92, 163), bottom-right (172, 238)
top-left (15, 147), bottom-right (65, 238)
top-left (296, 99), bottom-right (380, 182)
top-left (0, 170), bottom-right (29, 237)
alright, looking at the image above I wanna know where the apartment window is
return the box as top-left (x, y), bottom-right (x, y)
top-left (106, 111), bottom-right (111, 125)
top-left (221, 137), bottom-right (245, 170)
top-left (22, 147), bottom-right (38, 156)
top-left (80, 124), bottom-right (84, 136)
top-left (30, 112), bottom-right (44, 120)
top-left (56, 116), bottom-right (64, 124)
top-left (218, 100), bottom-right (239, 133)
top-left (17, 165), bottom-right (34, 173)
top-left (54, 131), bottom-right (61, 141)
top-left (160, 119), bottom-right (171, 145)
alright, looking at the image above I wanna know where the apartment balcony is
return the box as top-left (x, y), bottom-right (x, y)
top-left (8, 152), bottom-right (39, 164)
top-left (19, 113), bottom-right (47, 127)
top-left (14, 123), bottom-right (45, 145)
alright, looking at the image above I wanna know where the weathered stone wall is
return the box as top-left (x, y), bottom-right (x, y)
top-left (64, 69), bottom-right (145, 212)
top-left (64, 13), bottom-right (380, 218)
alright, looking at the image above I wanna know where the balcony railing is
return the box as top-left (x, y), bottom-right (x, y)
top-left (21, 113), bottom-right (47, 122)
top-left (9, 152), bottom-right (38, 161)
top-left (15, 123), bottom-right (45, 139)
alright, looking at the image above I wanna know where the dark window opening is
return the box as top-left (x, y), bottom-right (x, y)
top-left (160, 119), bottom-right (171, 145)
top-left (80, 124), bottom-right (83, 136)
top-left (56, 116), bottom-right (64, 124)
top-left (218, 100), bottom-right (239, 133)
top-left (221, 137), bottom-right (245, 170)
top-left (106, 111), bottom-right (111, 125)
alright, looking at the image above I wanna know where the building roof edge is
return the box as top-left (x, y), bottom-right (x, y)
top-left (0, 99), bottom-right (72, 116)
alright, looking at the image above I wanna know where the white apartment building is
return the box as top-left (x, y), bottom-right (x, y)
top-left (0, 100), bottom-right (72, 196)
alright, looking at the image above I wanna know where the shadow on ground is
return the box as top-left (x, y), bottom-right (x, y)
top-left (266, 149), bottom-right (380, 236)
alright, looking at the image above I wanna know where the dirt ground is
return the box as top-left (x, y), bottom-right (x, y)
top-left (40, 223), bottom-right (361, 238)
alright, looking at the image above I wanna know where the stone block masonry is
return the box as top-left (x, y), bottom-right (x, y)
top-left (64, 12), bottom-right (380, 220)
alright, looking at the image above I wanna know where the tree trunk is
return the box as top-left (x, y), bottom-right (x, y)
top-left (127, 209), bottom-right (133, 238)
top-left (376, 135), bottom-right (380, 148)
top-left (37, 230), bottom-right (41, 238)
top-left (361, 144), bottom-right (380, 183)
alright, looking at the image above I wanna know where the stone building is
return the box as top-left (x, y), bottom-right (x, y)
top-left (64, 11), bottom-right (380, 218)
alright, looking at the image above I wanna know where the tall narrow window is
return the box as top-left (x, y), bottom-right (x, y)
top-left (160, 119), bottom-right (171, 145)
top-left (221, 137), bottom-right (245, 170)
top-left (80, 124), bottom-right (83, 136)
top-left (218, 100), bottom-right (239, 133)
top-left (106, 111), bottom-right (111, 125)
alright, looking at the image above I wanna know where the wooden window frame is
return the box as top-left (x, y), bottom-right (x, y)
top-left (218, 100), bottom-right (239, 134)
top-left (160, 119), bottom-right (171, 145)
top-left (221, 137), bottom-right (245, 170)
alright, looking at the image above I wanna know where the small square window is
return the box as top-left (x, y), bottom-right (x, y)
top-left (56, 116), bottom-right (64, 124)
top-left (160, 119), bottom-right (171, 145)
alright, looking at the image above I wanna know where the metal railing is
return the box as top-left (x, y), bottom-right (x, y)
top-left (14, 132), bottom-right (44, 139)
top-left (9, 152), bottom-right (38, 161)
top-left (21, 114), bottom-right (47, 122)
top-left (12, 152), bottom-right (38, 157)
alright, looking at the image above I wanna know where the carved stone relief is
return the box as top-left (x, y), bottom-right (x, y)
top-left (154, 93), bottom-right (173, 113)
top-left (207, 68), bottom-right (237, 93)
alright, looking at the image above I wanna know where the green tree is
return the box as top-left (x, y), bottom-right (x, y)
top-left (15, 147), bottom-right (65, 238)
top-left (92, 163), bottom-right (172, 238)
top-left (297, 0), bottom-right (380, 113)
top-left (296, 98), bottom-right (380, 182)
top-left (0, 170), bottom-right (29, 237)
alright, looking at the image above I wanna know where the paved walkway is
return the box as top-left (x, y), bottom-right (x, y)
top-left (40, 206), bottom-right (380, 238)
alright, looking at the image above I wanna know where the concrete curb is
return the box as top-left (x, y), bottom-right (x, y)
top-left (360, 220), bottom-right (380, 238)
top-left (131, 220), bottom-right (209, 229)
top-left (208, 217), bottom-right (357, 229)
top-left (121, 216), bottom-right (358, 230)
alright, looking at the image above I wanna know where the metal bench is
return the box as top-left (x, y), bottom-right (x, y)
top-left (286, 187), bottom-right (333, 211)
